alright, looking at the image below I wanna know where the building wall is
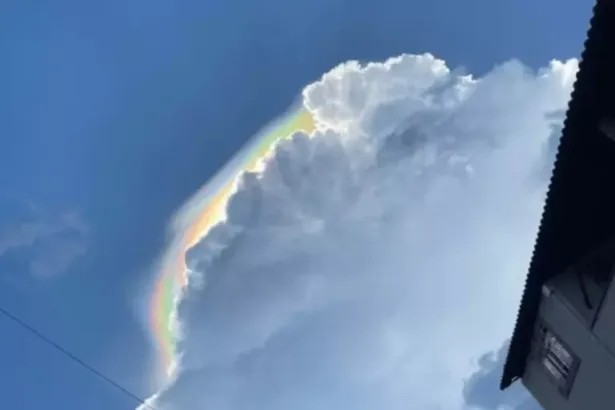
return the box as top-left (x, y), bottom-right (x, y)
top-left (594, 279), bottom-right (615, 356)
top-left (548, 269), bottom-right (605, 326)
top-left (521, 281), bottom-right (615, 410)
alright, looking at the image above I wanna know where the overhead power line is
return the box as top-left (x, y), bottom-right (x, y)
top-left (0, 304), bottom-right (157, 410)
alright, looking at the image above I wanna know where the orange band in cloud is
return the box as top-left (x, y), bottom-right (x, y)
top-left (149, 106), bottom-right (316, 380)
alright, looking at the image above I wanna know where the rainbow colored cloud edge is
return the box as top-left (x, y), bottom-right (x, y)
top-left (149, 104), bottom-right (317, 380)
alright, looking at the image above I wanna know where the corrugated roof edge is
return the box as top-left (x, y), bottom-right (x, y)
top-left (499, 0), bottom-right (606, 390)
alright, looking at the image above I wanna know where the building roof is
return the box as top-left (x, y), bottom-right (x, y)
top-left (500, 0), bottom-right (615, 390)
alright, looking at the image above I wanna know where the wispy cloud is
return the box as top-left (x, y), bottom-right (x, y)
top-left (144, 53), bottom-right (576, 410)
top-left (0, 205), bottom-right (88, 277)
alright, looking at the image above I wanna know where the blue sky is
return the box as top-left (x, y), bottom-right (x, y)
top-left (0, 0), bottom-right (592, 409)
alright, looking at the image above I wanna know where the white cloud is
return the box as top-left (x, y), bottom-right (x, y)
top-left (145, 53), bottom-right (576, 410)
top-left (0, 207), bottom-right (88, 277)
top-left (462, 340), bottom-right (542, 410)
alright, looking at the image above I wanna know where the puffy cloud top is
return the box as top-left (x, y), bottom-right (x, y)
top-left (146, 53), bottom-right (577, 410)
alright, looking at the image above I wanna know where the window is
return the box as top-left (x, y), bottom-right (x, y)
top-left (550, 241), bottom-right (614, 327)
top-left (536, 323), bottom-right (579, 397)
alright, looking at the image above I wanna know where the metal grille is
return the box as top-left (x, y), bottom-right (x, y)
top-left (537, 323), bottom-right (579, 397)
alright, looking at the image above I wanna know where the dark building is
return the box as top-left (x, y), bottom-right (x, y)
top-left (500, 1), bottom-right (615, 409)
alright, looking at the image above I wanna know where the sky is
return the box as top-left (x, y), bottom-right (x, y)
top-left (0, 0), bottom-right (593, 409)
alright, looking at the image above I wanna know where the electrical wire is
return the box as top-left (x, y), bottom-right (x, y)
top-left (0, 304), bottom-right (158, 410)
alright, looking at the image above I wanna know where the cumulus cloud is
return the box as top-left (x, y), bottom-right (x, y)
top-left (463, 340), bottom-right (542, 410)
top-left (0, 205), bottom-right (88, 277)
top-left (147, 53), bottom-right (576, 410)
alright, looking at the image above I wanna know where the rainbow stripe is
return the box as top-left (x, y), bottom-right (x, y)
top-left (149, 104), bottom-right (316, 380)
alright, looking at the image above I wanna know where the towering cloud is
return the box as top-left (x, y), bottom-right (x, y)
top-left (143, 53), bottom-right (577, 410)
